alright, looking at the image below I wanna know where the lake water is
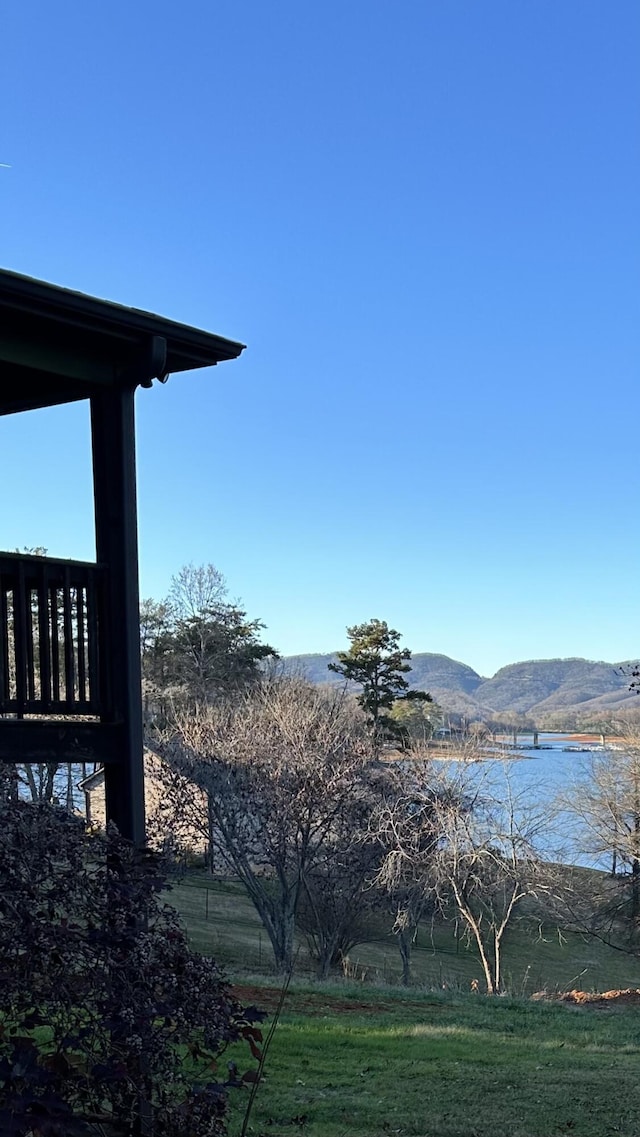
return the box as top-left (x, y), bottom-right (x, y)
top-left (491, 731), bottom-right (600, 791)
top-left (432, 732), bottom-right (609, 868)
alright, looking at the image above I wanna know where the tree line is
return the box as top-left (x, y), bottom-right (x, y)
top-left (139, 563), bottom-right (640, 991)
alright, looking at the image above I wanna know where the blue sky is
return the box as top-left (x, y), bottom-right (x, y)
top-left (1, 1), bottom-right (638, 677)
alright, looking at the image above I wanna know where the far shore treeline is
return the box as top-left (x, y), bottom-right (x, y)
top-left (139, 562), bottom-right (638, 733)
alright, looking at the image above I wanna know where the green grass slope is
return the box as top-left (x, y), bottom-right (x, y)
top-left (171, 875), bottom-right (640, 1136)
top-left (225, 985), bottom-right (640, 1137)
top-left (169, 873), bottom-right (640, 994)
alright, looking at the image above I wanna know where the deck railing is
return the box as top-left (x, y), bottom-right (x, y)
top-left (0, 552), bottom-right (106, 717)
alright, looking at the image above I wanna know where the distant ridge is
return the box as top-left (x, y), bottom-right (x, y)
top-left (281, 652), bottom-right (638, 721)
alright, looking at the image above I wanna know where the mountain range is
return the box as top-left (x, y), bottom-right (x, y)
top-left (282, 653), bottom-right (639, 723)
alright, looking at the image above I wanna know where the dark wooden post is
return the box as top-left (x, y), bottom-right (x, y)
top-left (90, 387), bottom-right (145, 845)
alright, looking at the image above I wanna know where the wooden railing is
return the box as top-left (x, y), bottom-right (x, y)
top-left (0, 552), bottom-right (106, 717)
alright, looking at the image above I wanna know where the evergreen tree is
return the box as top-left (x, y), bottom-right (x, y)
top-left (141, 564), bottom-right (277, 714)
top-left (329, 619), bottom-right (430, 751)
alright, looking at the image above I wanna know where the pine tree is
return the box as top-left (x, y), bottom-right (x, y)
top-left (329, 619), bottom-right (430, 752)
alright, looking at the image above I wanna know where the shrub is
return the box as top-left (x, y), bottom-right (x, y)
top-left (0, 802), bottom-right (265, 1136)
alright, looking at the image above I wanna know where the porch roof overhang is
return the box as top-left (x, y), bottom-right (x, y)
top-left (0, 268), bottom-right (245, 415)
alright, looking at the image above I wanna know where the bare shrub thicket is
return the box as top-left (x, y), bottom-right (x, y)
top-left (151, 678), bottom-right (376, 974)
top-left (561, 723), bottom-right (640, 951)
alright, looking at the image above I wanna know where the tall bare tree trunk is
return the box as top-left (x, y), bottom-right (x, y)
top-left (397, 927), bottom-right (412, 987)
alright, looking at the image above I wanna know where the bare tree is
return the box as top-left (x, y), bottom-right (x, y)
top-left (372, 760), bottom-right (442, 985)
top-left (377, 759), bottom-right (557, 994)
top-left (16, 761), bottom-right (97, 812)
top-left (151, 678), bottom-right (371, 973)
top-left (168, 563), bottom-right (228, 622)
top-left (19, 763), bottom-right (59, 804)
top-left (167, 565), bottom-right (231, 705)
top-left (295, 775), bottom-right (386, 978)
top-left (561, 723), bottom-right (640, 949)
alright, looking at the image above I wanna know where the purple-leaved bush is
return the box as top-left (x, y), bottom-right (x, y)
top-left (0, 801), bottom-right (265, 1136)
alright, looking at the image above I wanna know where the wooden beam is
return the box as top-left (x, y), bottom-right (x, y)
top-left (0, 720), bottom-right (124, 765)
top-left (0, 331), bottom-right (115, 383)
top-left (91, 388), bottom-right (146, 844)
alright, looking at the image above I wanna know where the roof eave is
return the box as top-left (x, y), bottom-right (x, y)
top-left (0, 268), bottom-right (246, 373)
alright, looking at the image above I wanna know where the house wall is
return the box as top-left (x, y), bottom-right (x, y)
top-left (83, 751), bottom-right (208, 855)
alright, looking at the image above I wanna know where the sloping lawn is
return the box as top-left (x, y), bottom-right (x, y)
top-left (168, 874), bottom-right (640, 1134)
top-left (225, 985), bottom-right (640, 1137)
top-left (169, 873), bottom-right (640, 994)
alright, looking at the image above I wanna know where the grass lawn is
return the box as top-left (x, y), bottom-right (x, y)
top-left (224, 984), bottom-right (640, 1137)
top-left (165, 873), bottom-right (640, 1135)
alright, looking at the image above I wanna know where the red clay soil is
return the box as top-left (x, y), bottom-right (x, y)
top-left (533, 988), bottom-right (640, 1008)
top-left (236, 983), bottom-right (640, 1015)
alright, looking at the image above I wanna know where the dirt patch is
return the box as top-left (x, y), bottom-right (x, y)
top-left (232, 984), bottom-right (451, 1017)
top-left (236, 982), bottom-right (640, 1017)
top-left (533, 988), bottom-right (640, 1009)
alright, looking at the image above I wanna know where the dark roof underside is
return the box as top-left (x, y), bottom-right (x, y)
top-left (0, 269), bottom-right (245, 415)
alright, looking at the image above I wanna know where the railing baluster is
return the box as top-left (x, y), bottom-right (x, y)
top-left (50, 586), bottom-right (60, 704)
top-left (38, 564), bottom-right (52, 710)
top-left (62, 568), bottom-right (75, 708)
top-left (25, 583), bottom-right (36, 704)
top-left (0, 577), bottom-right (8, 704)
top-left (0, 554), bottom-right (107, 717)
top-left (86, 570), bottom-right (101, 713)
top-left (77, 584), bottom-right (86, 704)
top-left (14, 562), bottom-right (28, 717)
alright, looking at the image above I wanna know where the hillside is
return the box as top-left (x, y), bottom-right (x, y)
top-left (283, 652), bottom-right (638, 722)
